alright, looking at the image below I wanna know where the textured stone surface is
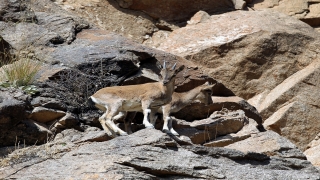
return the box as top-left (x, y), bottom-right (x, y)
top-left (204, 118), bottom-right (259, 147)
top-left (157, 10), bottom-right (317, 99)
top-left (54, 128), bottom-right (112, 143)
top-left (305, 133), bottom-right (320, 168)
top-left (173, 109), bottom-right (248, 144)
top-left (114, 0), bottom-right (235, 22)
top-left (29, 107), bottom-right (66, 123)
top-left (0, 88), bottom-right (51, 147)
top-left (174, 96), bottom-right (262, 126)
top-left (1, 129), bottom-right (319, 179)
top-left (256, 59), bottom-right (320, 150)
top-left (248, 0), bottom-right (320, 28)
top-left (52, 0), bottom-right (157, 43)
top-left (0, 0), bottom-right (36, 23)
top-left (226, 131), bottom-right (306, 159)
top-left (0, 88), bottom-right (27, 127)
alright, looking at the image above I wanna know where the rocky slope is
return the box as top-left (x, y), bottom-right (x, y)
top-left (1, 0), bottom-right (320, 178)
top-left (1, 129), bottom-right (319, 179)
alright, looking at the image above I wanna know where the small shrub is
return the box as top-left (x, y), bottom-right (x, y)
top-left (0, 57), bottom-right (41, 87)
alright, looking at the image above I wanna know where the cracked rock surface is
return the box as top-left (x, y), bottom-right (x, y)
top-left (1, 129), bottom-right (319, 179)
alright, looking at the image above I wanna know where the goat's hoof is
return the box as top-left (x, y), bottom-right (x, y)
top-left (119, 132), bottom-right (128, 136)
top-left (105, 131), bottom-right (113, 137)
top-left (162, 129), bottom-right (171, 134)
top-left (145, 125), bottom-right (155, 129)
top-left (170, 129), bottom-right (179, 136)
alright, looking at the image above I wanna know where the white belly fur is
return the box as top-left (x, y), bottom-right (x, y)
top-left (122, 100), bottom-right (142, 111)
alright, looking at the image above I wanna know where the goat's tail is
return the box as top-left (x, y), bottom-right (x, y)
top-left (87, 96), bottom-right (96, 109)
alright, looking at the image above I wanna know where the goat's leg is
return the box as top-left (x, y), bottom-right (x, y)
top-left (149, 108), bottom-right (158, 126)
top-left (142, 109), bottom-right (155, 128)
top-left (141, 101), bottom-right (155, 129)
top-left (168, 116), bottom-right (179, 136)
top-left (112, 111), bottom-right (127, 123)
top-left (105, 108), bottom-right (128, 136)
top-left (113, 111), bottom-right (131, 135)
top-left (124, 112), bottom-right (136, 134)
top-left (98, 112), bottom-right (115, 137)
top-left (162, 105), bottom-right (179, 135)
top-left (162, 105), bottom-right (171, 133)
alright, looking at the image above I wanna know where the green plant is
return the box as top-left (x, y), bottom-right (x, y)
top-left (0, 57), bottom-right (41, 87)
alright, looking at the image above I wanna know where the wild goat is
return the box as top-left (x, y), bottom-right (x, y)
top-left (123, 82), bottom-right (216, 135)
top-left (88, 62), bottom-right (184, 136)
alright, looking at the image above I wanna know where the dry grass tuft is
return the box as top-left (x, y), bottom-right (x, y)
top-left (0, 57), bottom-right (41, 87)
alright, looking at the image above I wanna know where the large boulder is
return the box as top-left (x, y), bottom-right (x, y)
top-left (253, 59), bottom-right (320, 150)
top-left (157, 10), bottom-right (318, 99)
top-left (1, 128), bottom-right (319, 179)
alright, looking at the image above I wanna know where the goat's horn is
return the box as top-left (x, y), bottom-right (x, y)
top-left (171, 62), bottom-right (177, 70)
top-left (163, 61), bottom-right (166, 69)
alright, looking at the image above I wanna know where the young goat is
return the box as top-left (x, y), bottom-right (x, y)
top-left (123, 82), bottom-right (216, 135)
top-left (88, 62), bottom-right (184, 136)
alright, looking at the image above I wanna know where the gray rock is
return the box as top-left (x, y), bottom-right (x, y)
top-left (54, 128), bottom-right (111, 143)
top-left (0, 119), bottom-right (51, 147)
top-left (226, 131), bottom-right (307, 160)
top-left (35, 12), bottom-right (89, 44)
top-left (173, 109), bottom-right (248, 144)
top-left (173, 96), bottom-right (263, 129)
top-left (0, 88), bottom-right (54, 147)
top-left (0, 88), bottom-right (27, 128)
top-left (1, 129), bottom-right (319, 179)
top-left (0, 0), bottom-right (36, 23)
top-left (204, 118), bottom-right (259, 147)
top-left (29, 107), bottom-right (66, 123)
top-left (0, 22), bottom-right (63, 51)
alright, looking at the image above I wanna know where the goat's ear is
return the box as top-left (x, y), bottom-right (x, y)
top-left (209, 83), bottom-right (216, 88)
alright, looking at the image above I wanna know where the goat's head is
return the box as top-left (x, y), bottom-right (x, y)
top-left (195, 82), bottom-right (216, 106)
top-left (159, 61), bottom-right (184, 85)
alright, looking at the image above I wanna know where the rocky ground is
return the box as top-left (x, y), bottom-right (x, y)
top-left (1, 129), bottom-right (320, 179)
top-left (1, 0), bottom-right (320, 179)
